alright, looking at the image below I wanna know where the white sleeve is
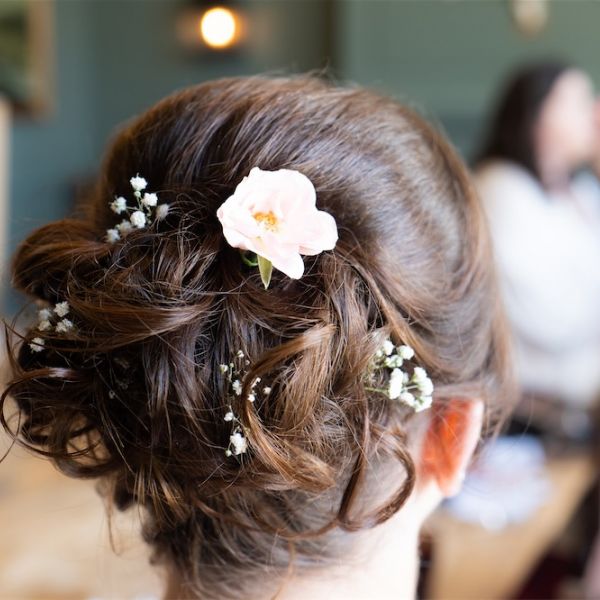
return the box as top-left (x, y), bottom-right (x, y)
top-left (476, 167), bottom-right (600, 353)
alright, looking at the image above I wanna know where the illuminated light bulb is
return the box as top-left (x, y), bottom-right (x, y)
top-left (199, 7), bottom-right (239, 49)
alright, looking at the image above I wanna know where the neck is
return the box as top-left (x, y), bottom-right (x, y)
top-left (164, 511), bottom-right (422, 600)
top-left (536, 151), bottom-right (573, 192)
top-left (277, 517), bottom-right (421, 600)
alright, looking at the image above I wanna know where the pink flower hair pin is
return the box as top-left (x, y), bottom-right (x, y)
top-left (216, 167), bottom-right (338, 288)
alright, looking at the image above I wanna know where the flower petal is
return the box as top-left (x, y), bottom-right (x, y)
top-left (296, 210), bottom-right (339, 255)
top-left (216, 167), bottom-right (336, 282)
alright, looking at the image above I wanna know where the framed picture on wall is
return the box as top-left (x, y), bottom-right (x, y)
top-left (0, 0), bottom-right (54, 118)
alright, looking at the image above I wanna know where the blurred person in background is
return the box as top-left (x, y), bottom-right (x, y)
top-left (579, 95), bottom-right (600, 600)
top-left (474, 61), bottom-right (600, 439)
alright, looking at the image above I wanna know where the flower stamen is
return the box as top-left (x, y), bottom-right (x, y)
top-left (253, 211), bottom-right (279, 232)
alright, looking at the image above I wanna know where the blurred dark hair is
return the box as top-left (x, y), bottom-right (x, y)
top-left (2, 76), bottom-right (511, 599)
top-left (476, 60), bottom-right (573, 179)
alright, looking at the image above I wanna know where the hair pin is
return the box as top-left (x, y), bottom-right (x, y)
top-left (216, 167), bottom-right (338, 288)
top-left (368, 339), bottom-right (434, 412)
top-left (105, 175), bottom-right (169, 243)
top-left (29, 301), bottom-right (75, 353)
top-left (219, 349), bottom-right (273, 457)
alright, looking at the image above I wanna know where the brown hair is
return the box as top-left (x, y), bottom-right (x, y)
top-left (2, 76), bottom-right (510, 598)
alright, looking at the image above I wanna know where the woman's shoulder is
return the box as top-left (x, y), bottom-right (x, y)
top-left (473, 159), bottom-right (548, 216)
top-left (474, 159), bottom-right (542, 196)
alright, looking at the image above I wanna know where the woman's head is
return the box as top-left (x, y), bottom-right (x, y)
top-left (2, 76), bottom-right (510, 598)
top-left (477, 61), bottom-right (596, 182)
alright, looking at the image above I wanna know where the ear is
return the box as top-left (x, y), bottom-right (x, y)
top-left (418, 398), bottom-right (483, 497)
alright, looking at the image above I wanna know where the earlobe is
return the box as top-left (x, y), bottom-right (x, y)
top-left (418, 398), bottom-right (484, 497)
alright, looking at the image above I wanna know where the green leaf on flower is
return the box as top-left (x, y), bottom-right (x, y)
top-left (257, 255), bottom-right (273, 289)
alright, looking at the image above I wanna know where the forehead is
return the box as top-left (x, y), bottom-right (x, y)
top-left (548, 70), bottom-right (594, 104)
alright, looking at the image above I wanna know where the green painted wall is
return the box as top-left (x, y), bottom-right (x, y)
top-left (8, 1), bottom-right (97, 270)
top-left (336, 0), bottom-right (600, 156)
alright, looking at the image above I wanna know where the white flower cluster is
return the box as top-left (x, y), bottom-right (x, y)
top-left (370, 339), bottom-right (434, 412)
top-left (219, 350), bottom-right (271, 405)
top-left (219, 349), bottom-right (272, 457)
top-left (105, 175), bottom-right (169, 243)
top-left (29, 301), bottom-right (75, 353)
top-left (223, 409), bottom-right (248, 457)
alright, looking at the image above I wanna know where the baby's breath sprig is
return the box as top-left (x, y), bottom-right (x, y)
top-left (219, 350), bottom-right (267, 406)
top-left (223, 408), bottom-right (248, 457)
top-left (28, 301), bottom-right (76, 353)
top-left (29, 337), bottom-right (45, 353)
top-left (367, 339), bottom-right (434, 412)
top-left (219, 350), bottom-right (272, 458)
top-left (105, 175), bottom-right (169, 243)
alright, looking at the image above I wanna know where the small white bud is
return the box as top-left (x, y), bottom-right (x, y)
top-left (418, 377), bottom-right (434, 396)
top-left (130, 175), bottom-right (147, 192)
top-left (116, 219), bottom-right (133, 234)
top-left (232, 380), bottom-right (242, 396)
top-left (110, 196), bottom-right (127, 214)
top-left (385, 355), bottom-right (403, 368)
top-left (388, 368), bottom-right (404, 400)
top-left (54, 302), bottom-right (70, 317)
top-left (130, 210), bottom-right (147, 229)
top-left (38, 308), bottom-right (52, 322)
top-left (382, 340), bottom-right (394, 356)
top-left (229, 432), bottom-right (248, 455)
top-left (224, 411), bottom-right (234, 422)
top-left (38, 320), bottom-right (52, 332)
top-left (156, 203), bottom-right (169, 220)
top-left (415, 396), bottom-right (433, 412)
top-left (55, 318), bottom-right (74, 333)
top-left (141, 192), bottom-right (158, 207)
top-left (106, 228), bottom-right (120, 243)
top-left (398, 345), bottom-right (415, 360)
top-left (29, 337), bottom-right (45, 352)
top-left (399, 391), bottom-right (416, 407)
top-left (412, 367), bottom-right (428, 382)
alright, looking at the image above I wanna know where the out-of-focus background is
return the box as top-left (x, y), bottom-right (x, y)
top-left (2, 1), bottom-right (600, 599)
